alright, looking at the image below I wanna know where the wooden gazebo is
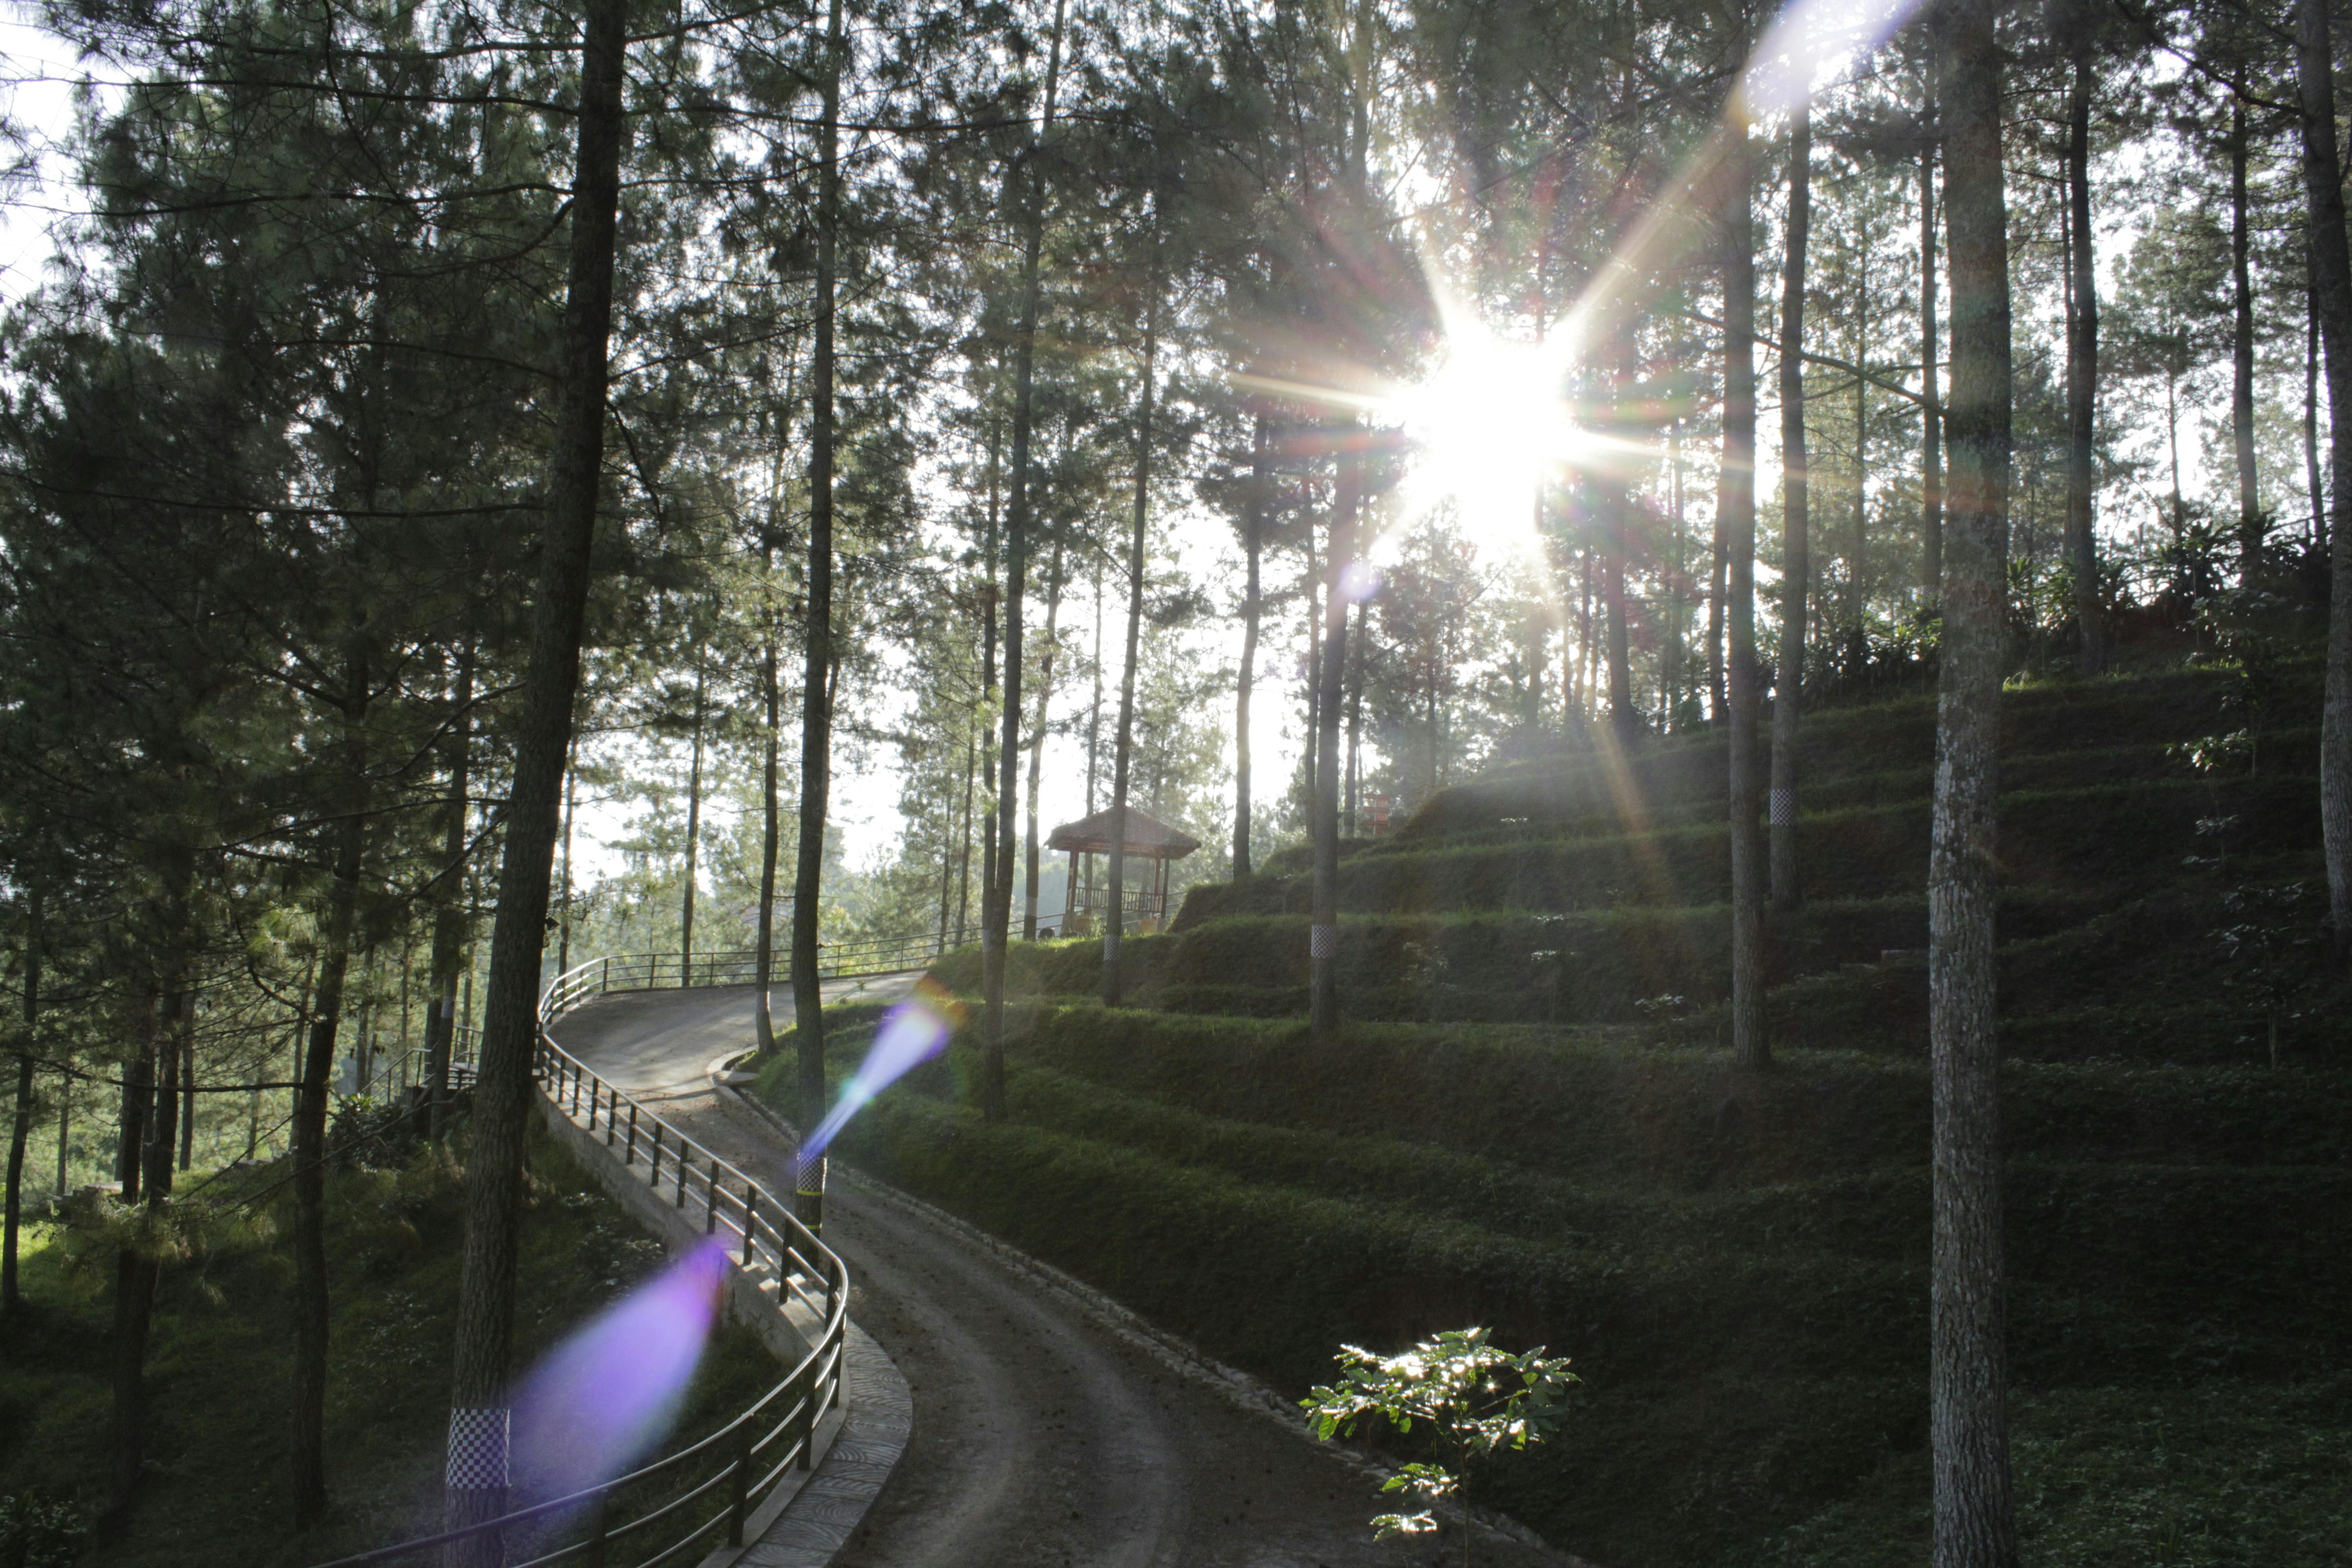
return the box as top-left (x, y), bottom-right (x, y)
top-left (1046, 806), bottom-right (1201, 937)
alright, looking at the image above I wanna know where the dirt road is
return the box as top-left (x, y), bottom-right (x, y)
top-left (553, 982), bottom-right (1566, 1568)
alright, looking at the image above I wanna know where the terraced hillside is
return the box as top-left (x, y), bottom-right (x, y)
top-left (824, 666), bottom-right (2352, 1567)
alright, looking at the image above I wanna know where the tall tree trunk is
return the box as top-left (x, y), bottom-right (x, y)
top-left (1105, 289), bottom-right (1158, 1007)
top-left (682, 652), bottom-right (706, 977)
top-left (1087, 551), bottom-right (1105, 816)
top-left (1313, 0), bottom-right (1375, 1022)
top-left (176, 1016), bottom-right (194, 1173)
top-left (2298, 0), bottom-right (2352, 952)
top-left (1932, 2), bottom-right (2020, 1561)
top-left (1707, 505), bottom-right (1728, 718)
top-left (2309, 261), bottom-right (2328, 553)
top-left (1850, 341), bottom-right (1870, 675)
top-left (756, 588), bottom-right (782, 1053)
top-left (753, 378), bottom-right (797, 1057)
top-left (2231, 84), bottom-right (2262, 575)
top-left (111, 971), bottom-right (181, 1518)
top-left (1236, 419), bottom-right (1264, 878)
top-left (54, 1063), bottom-right (68, 1199)
top-left (1024, 533), bottom-right (1066, 937)
top-left (1921, 128), bottom-right (1945, 603)
top-left (1773, 103), bottom-right (1812, 916)
top-left (294, 665), bottom-right (368, 1528)
top-left (1347, 599), bottom-right (1367, 830)
top-left (956, 728), bottom-right (977, 945)
top-left (1723, 116), bottom-right (1768, 1070)
top-left (792, 0), bottom-right (847, 1218)
top-left (555, 751), bottom-right (576, 976)
top-left (444, 0), bottom-right (628, 1541)
top-left (1310, 430), bottom-right (1359, 1039)
top-left (979, 423), bottom-right (1002, 967)
top-left (2, 887), bottom-right (38, 1314)
top-left (1604, 551), bottom-right (1633, 739)
top-left (2068, 54), bottom-right (2105, 672)
top-left (426, 647), bottom-right (474, 1143)
top-left (1667, 422), bottom-right (1688, 725)
top-left (1304, 527), bottom-right (1321, 799)
top-left (982, 0), bottom-right (1068, 1121)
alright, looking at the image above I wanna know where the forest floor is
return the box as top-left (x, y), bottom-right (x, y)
top-left (0, 1117), bottom-right (779, 1568)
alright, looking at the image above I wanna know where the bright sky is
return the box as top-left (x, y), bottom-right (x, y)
top-left (0, 6), bottom-right (96, 301)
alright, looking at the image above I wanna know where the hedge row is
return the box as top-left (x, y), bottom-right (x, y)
top-left (1407, 668), bottom-right (2245, 847)
top-left (1000, 1061), bottom-right (2352, 1328)
top-left (954, 890), bottom-right (2106, 1023)
top-left (1332, 731), bottom-right (2322, 869)
top-left (833, 1077), bottom-right (1927, 1389)
top-left (980, 1005), bottom-right (2352, 1181)
top-left (1176, 772), bottom-right (2318, 922)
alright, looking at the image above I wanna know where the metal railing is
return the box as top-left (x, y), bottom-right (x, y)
top-left (309, 956), bottom-right (852, 1568)
top-left (443, 934), bottom-right (946, 1088)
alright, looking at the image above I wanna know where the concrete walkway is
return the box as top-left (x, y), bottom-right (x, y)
top-left (554, 982), bottom-right (1573, 1568)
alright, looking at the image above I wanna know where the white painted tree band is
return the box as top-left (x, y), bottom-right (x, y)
top-left (1309, 924), bottom-right (1338, 960)
top-left (1770, 789), bottom-right (1795, 826)
top-left (445, 1406), bottom-right (510, 1489)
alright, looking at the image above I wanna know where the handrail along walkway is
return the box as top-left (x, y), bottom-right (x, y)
top-left (304, 941), bottom-right (934, 1568)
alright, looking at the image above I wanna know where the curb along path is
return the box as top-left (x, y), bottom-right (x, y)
top-left (559, 981), bottom-right (1579, 1568)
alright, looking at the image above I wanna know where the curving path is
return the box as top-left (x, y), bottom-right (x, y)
top-left (556, 981), bottom-right (1569, 1568)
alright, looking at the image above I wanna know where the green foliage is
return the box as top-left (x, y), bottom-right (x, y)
top-left (0, 1486), bottom-right (86, 1568)
top-left (0, 1124), bottom-right (778, 1568)
top-left (1303, 1327), bottom-right (1577, 1545)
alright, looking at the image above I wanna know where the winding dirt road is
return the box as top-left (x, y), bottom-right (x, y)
top-left (554, 981), bottom-right (1567, 1568)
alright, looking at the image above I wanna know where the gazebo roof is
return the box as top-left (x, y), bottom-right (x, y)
top-left (1046, 805), bottom-right (1201, 860)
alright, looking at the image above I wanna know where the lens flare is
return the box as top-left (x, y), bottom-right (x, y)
top-left (510, 1238), bottom-right (730, 1500)
top-left (801, 979), bottom-right (965, 1159)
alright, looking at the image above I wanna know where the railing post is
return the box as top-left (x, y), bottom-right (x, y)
top-left (795, 1362), bottom-right (815, 1470)
top-left (725, 1423), bottom-right (751, 1548)
top-left (584, 1489), bottom-right (610, 1568)
top-left (624, 1102), bottom-right (637, 1166)
top-left (648, 1123), bottom-right (663, 1187)
top-left (741, 1185), bottom-right (758, 1268)
top-left (705, 1158), bottom-right (720, 1235)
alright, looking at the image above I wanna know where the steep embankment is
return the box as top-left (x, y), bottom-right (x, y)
top-left (871, 666), bottom-right (2352, 1567)
top-left (0, 1121), bottom-right (778, 1568)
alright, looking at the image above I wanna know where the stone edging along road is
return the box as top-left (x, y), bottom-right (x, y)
top-left (534, 1076), bottom-right (913, 1568)
top-left (711, 1052), bottom-right (1586, 1568)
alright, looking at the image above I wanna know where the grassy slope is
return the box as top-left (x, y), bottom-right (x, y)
top-left (810, 666), bottom-right (2349, 1566)
top-left (0, 1119), bottom-right (778, 1568)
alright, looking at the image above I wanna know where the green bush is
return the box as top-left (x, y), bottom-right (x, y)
top-left (968, 890), bottom-right (2105, 1025)
top-left (965, 1004), bottom-right (2352, 1181)
top-left (1176, 773), bottom-right (2317, 923)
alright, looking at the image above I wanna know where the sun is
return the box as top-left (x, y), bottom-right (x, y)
top-left (1387, 322), bottom-right (1585, 558)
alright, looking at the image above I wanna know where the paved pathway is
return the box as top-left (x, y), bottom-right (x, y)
top-left (554, 982), bottom-right (1569, 1568)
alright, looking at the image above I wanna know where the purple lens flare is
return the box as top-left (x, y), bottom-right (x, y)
top-left (801, 979), bottom-right (964, 1160)
top-left (510, 1237), bottom-right (731, 1500)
